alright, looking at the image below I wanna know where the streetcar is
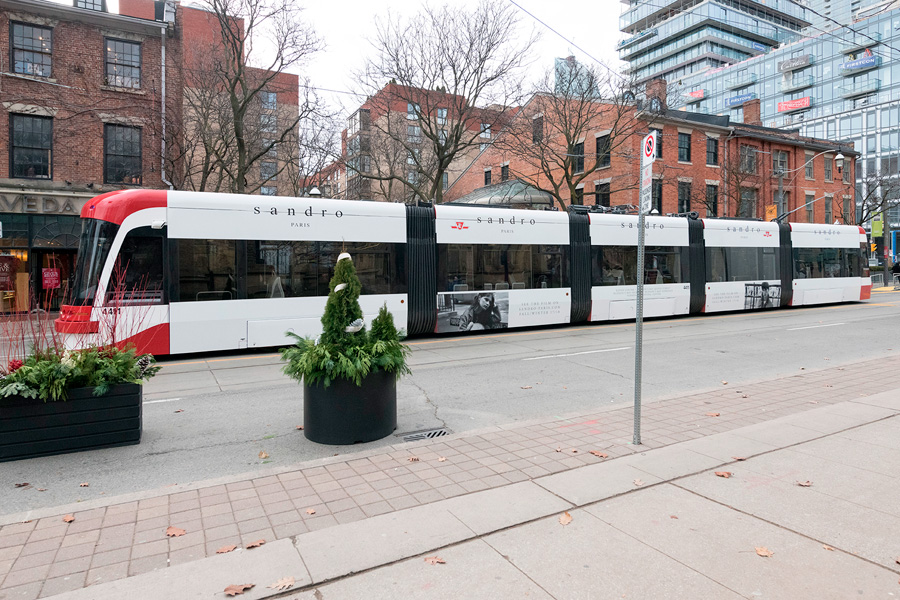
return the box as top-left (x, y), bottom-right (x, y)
top-left (55, 189), bottom-right (871, 355)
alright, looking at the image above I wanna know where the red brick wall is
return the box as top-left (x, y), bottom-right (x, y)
top-left (0, 11), bottom-right (169, 191)
top-left (118, 0), bottom-right (156, 20)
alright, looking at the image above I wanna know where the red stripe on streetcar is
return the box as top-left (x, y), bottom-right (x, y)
top-left (81, 189), bottom-right (167, 225)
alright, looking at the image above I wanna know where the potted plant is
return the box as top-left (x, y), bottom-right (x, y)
top-left (0, 345), bottom-right (159, 462)
top-left (281, 251), bottom-right (410, 444)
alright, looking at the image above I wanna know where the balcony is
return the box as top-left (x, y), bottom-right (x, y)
top-left (843, 32), bottom-right (880, 54)
top-left (726, 73), bottom-right (757, 90)
top-left (781, 75), bottom-right (814, 93)
top-left (839, 79), bottom-right (880, 98)
top-left (841, 55), bottom-right (881, 76)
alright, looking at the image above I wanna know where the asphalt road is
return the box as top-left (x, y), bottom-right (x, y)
top-left (4, 290), bottom-right (899, 515)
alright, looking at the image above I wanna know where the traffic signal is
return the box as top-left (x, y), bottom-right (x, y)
top-left (872, 243), bottom-right (878, 253)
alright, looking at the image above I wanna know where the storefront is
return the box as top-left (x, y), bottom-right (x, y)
top-left (0, 190), bottom-right (92, 313)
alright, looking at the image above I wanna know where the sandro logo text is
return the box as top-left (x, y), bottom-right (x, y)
top-left (253, 206), bottom-right (344, 218)
top-left (474, 216), bottom-right (537, 226)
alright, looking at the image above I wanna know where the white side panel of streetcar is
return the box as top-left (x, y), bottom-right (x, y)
top-left (703, 219), bottom-right (781, 313)
top-left (434, 205), bottom-right (570, 245)
top-left (589, 215), bottom-right (690, 321)
top-left (789, 223), bottom-right (863, 305)
top-left (167, 192), bottom-right (407, 242)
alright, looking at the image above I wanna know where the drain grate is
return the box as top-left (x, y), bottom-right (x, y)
top-left (397, 427), bottom-right (452, 443)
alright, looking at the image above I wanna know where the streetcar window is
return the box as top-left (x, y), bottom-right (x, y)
top-left (107, 227), bottom-right (164, 305)
top-left (247, 240), bottom-right (317, 299)
top-left (793, 247), bottom-right (859, 278)
top-left (177, 240), bottom-right (236, 301)
top-left (590, 246), bottom-right (682, 286)
top-left (317, 242), bottom-right (404, 296)
top-left (705, 247), bottom-right (781, 282)
top-left (71, 220), bottom-right (120, 305)
top-left (437, 244), bottom-right (568, 290)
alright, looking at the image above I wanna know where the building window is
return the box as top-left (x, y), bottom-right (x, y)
top-left (678, 133), bottom-right (691, 162)
top-left (407, 103), bottom-right (419, 120)
top-left (76, 0), bottom-right (105, 10)
top-left (484, 169), bottom-right (491, 186)
top-left (263, 139), bottom-right (277, 158)
top-left (596, 135), bottom-right (611, 168)
top-left (501, 164), bottom-right (509, 181)
top-left (105, 38), bottom-right (141, 88)
top-left (706, 138), bottom-right (718, 166)
top-left (10, 114), bottom-right (52, 179)
top-left (805, 153), bottom-right (814, 179)
top-left (480, 123), bottom-right (491, 139)
top-left (843, 160), bottom-right (852, 183)
top-left (772, 150), bottom-right (788, 175)
top-left (260, 161), bottom-right (277, 182)
top-left (437, 108), bottom-right (447, 126)
top-left (574, 141), bottom-right (584, 173)
top-left (574, 187), bottom-right (584, 205)
top-left (442, 172), bottom-right (449, 190)
top-left (843, 197), bottom-right (852, 224)
top-left (596, 182), bottom-right (611, 207)
top-left (740, 145), bottom-right (757, 174)
top-left (806, 194), bottom-right (815, 222)
top-left (652, 179), bottom-right (662, 214)
top-left (825, 196), bottom-right (833, 223)
top-left (651, 129), bottom-right (662, 158)
top-left (739, 188), bottom-right (757, 218)
top-left (260, 113), bottom-right (277, 134)
top-left (706, 184), bottom-right (718, 216)
top-left (532, 115), bottom-right (543, 144)
top-left (104, 124), bottom-right (141, 184)
top-left (12, 22), bottom-right (52, 77)
top-left (678, 181), bottom-right (691, 213)
top-left (407, 125), bottom-right (421, 143)
top-left (261, 186), bottom-right (277, 196)
top-left (261, 91), bottom-right (277, 110)
top-left (824, 157), bottom-right (833, 181)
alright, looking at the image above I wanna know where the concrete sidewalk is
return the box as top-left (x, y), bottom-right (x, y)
top-left (1, 356), bottom-right (899, 599)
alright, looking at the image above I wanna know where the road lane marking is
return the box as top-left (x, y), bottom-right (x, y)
top-left (524, 347), bottom-right (631, 361)
top-left (787, 323), bottom-right (845, 331)
top-left (144, 397), bottom-right (182, 405)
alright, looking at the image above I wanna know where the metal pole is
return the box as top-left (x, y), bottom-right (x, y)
top-left (777, 170), bottom-right (784, 218)
top-left (634, 211), bottom-right (645, 446)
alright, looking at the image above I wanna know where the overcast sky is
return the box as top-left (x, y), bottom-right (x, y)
top-left (301, 0), bottom-right (626, 116)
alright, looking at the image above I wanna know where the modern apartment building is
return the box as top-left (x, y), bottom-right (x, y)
top-left (618, 0), bottom-right (810, 84)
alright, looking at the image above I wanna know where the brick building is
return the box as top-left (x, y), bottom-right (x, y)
top-left (342, 83), bottom-right (506, 203)
top-left (0, 0), bottom-right (175, 311)
top-left (448, 80), bottom-right (857, 226)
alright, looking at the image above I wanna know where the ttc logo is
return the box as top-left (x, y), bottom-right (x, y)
top-left (451, 221), bottom-right (468, 230)
top-left (763, 231), bottom-right (772, 237)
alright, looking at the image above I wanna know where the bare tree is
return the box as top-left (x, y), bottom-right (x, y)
top-left (853, 167), bottom-right (900, 269)
top-left (282, 118), bottom-right (343, 197)
top-left (186, 0), bottom-right (324, 193)
top-left (491, 59), bottom-right (646, 207)
top-left (352, 0), bottom-right (538, 203)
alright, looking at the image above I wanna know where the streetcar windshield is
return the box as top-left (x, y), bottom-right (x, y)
top-left (71, 219), bottom-right (120, 305)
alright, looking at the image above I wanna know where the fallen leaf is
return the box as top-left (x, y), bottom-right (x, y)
top-left (732, 456), bottom-right (747, 461)
top-left (224, 584), bottom-right (254, 596)
top-left (797, 480), bottom-right (813, 487)
top-left (823, 545), bottom-right (835, 551)
top-left (174, 409), bottom-right (183, 413)
top-left (721, 380), bottom-right (728, 385)
top-left (437, 457), bottom-right (446, 462)
top-left (258, 451), bottom-right (269, 459)
top-left (216, 545), bottom-right (237, 554)
top-left (559, 511), bottom-right (573, 526)
top-left (408, 456), bottom-right (419, 462)
top-left (715, 471), bottom-right (732, 478)
top-left (741, 394), bottom-right (749, 398)
top-left (634, 479), bottom-right (644, 487)
top-left (267, 576), bottom-right (295, 590)
top-left (705, 412), bottom-right (721, 417)
top-left (424, 556), bottom-right (446, 565)
top-left (670, 515), bottom-right (679, 519)
top-left (520, 385), bottom-right (532, 389)
top-left (295, 425), bottom-right (304, 430)
top-left (37, 488), bottom-right (46, 492)
top-left (246, 539), bottom-right (265, 549)
top-left (62, 514), bottom-right (75, 523)
top-left (14, 483), bottom-right (30, 488)
top-left (755, 546), bottom-right (774, 558)
top-left (589, 451), bottom-right (608, 458)
top-left (306, 508), bottom-right (316, 515)
top-left (570, 449), bottom-right (579, 454)
top-left (895, 557), bottom-right (900, 565)
top-left (555, 447), bottom-right (562, 452)
top-left (166, 526), bottom-right (186, 537)
top-left (79, 482), bottom-right (89, 488)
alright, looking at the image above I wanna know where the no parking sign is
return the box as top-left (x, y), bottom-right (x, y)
top-left (640, 131), bottom-right (656, 215)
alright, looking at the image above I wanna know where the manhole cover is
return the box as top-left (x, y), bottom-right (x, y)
top-left (397, 427), bottom-right (452, 443)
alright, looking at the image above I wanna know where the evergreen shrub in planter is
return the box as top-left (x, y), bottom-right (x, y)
top-left (281, 252), bottom-right (410, 445)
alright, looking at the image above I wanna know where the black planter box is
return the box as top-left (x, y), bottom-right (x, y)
top-left (303, 371), bottom-right (397, 445)
top-left (0, 383), bottom-right (142, 462)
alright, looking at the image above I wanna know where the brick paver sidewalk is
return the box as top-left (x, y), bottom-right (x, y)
top-left (1, 355), bottom-right (898, 599)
